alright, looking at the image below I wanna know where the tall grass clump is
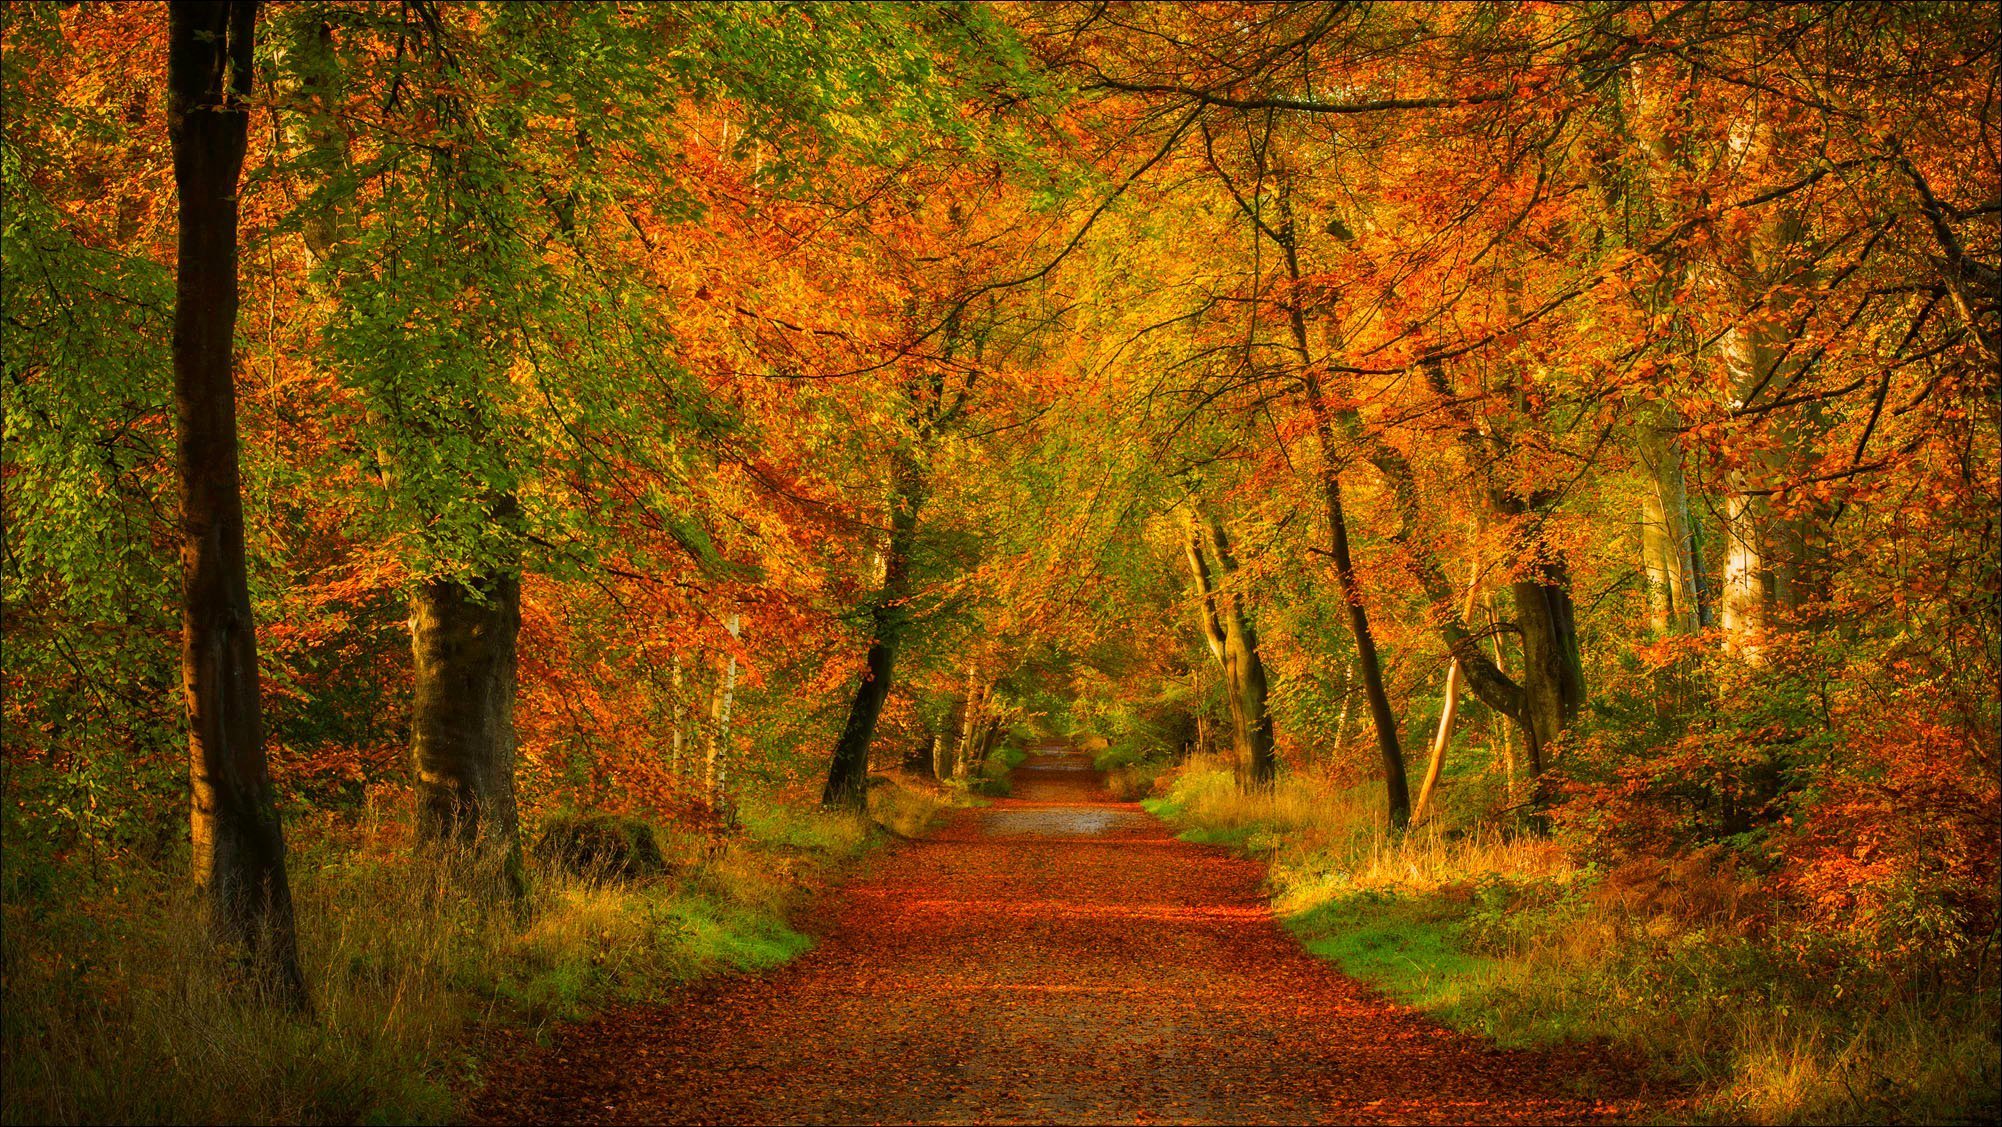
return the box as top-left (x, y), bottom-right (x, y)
top-left (1145, 754), bottom-right (2001, 1126)
top-left (1, 781), bottom-right (937, 1125)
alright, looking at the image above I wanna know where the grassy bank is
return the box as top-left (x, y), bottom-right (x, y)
top-left (1144, 756), bottom-right (2000, 1126)
top-left (0, 782), bottom-right (949, 1125)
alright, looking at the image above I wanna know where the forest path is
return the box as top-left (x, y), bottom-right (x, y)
top-left (472, 748), bottom-right (1670, 1125)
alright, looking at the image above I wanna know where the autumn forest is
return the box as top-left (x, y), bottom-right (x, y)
top-left (3, 2), bottom-right (1998, 1124)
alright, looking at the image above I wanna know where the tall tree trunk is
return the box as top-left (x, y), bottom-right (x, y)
top-left (1270, 178), bottom-right (1407, 820)
top-left (928, 731), bottom-right (949, 780)
top-left (705, 613), bottom-right (740, 824)
top-left (169, 0), bottom-right (306, 1007)
top-left (1302, 374), bottom-right (1409, 826)
top-left (669, 653), bottom-right (688, 796)
top-left (1639, 488), bottom-right (1676, 638)
top-left (823, 454), bottom-right (924, 810)
top-left (1191, 508), bottom-right (1276, 785)
top-left (1510, 571), bottom-right (1582, 774)
top-left (1485, 593), bottom-right (1517, 796)
top-left (1638, 424), bottom-right (1707, 632)
top-left (954, 671), bottom-right (984, 781)
top-left (1183, 515), bottom-right (1249, 764)
top-left (410, 567), bottom-right (525, 896)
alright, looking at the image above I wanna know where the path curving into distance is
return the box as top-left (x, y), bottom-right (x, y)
top-left (473, 747), bottom-right (1675, 1125)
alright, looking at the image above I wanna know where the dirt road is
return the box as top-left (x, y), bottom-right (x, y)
top-left (473, 748), bottom-right (1670, 1124)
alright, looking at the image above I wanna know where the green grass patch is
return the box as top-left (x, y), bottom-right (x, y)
top-left (1284, 890), bottom-right (1496, 1016)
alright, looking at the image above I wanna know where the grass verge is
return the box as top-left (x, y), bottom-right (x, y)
top-left (1, 779), bottom-right (947, 1125)
top-left (1145, 755), bottom-right (2001, 1126)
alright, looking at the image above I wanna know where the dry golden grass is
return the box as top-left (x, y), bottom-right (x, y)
top-left (0, 782), bottom-right (942, 1125)
top-left (1148, 756), bottom-right (2001, 1126)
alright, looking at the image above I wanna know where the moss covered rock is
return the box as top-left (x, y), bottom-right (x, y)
top-left (534, 814), bottom-right (672, 882)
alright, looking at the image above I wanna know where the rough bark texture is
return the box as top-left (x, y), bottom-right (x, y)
top-left (411, 569), bottom-right (525, 894)
top-left (823, 454), bottom-right (924, 810)
top-left (169, 0), bottom-right (306, 1007)
top-left (1510, 574), bottom-right (1583, 775)
top-left (1637, 424), bottom-right (1707, 632)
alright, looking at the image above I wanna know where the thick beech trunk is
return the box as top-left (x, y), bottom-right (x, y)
top-left (823, 456), bottom-right (924, 810)
top-left (1637, 424), bottom-right (1706, 633)
top-left (410, 569), bottom-right (525, 894)
top-left (169, 0), bottom-right (306, 1007)
top-left (1185, 509), bottom-right (1275, 784)
top-left (1510, 574), bottom-right (1582, 774)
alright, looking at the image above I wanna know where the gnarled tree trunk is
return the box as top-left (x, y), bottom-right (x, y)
top-left (169, 0), bottom-right (306, 1007)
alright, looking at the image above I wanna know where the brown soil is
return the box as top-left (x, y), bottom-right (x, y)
top-left (471, 748), bottom-right (1681, 1125)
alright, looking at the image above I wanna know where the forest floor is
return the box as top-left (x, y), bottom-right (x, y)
top-left (470, 748), bottom-right (1686, 1125)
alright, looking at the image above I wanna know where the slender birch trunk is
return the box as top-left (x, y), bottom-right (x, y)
top-left (705, 613), bottom-right (740, 824)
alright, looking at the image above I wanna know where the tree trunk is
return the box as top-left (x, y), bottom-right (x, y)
top-left (1510, 573), bottom-right (1582, 774)
top-left (669, 653), bottom-right (688, 796)
top-left (1639, 489), bottom-right (1676, 638)
top-left (1301, 373), bottom-right (1409, 826)
top-left (955, 669), bottom-right (984, 781)
top-left (1331, 658), bottom-right (1355, 758)
top-left (1270, 178), bottom-right (1405, 818)
top-left (1192, 509), bottom-right (1276, 785)
top-left (705, 613), bottom-right (740, 825)
top-left (1183, 516), bottom-right (1249, 763)
top-left (1412, 657), bottom-right (1462, 824)
top-left (1639, 424), bottom-right (1707, 632)
top-left (823, 454), bottom-right (924, 810)
top-left (1413, 565), bottom-right (1483, 823)
top-left (928, 731), bottom-right (948, 780)
top-left (410, 569), bottom-right (525, 896)
top-left (169, 0), bottom-right (306, 1008)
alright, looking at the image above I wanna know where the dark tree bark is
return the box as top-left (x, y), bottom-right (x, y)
top-left (168, 0), bottom-right (306, 1007)
top-left (823, 453), bottom-right (925, 810)
top-left (410, 566), bottom-right (525, 896)
top-left (1269, 175), bottom-right (1409, 825)
top-left (1301, 377), bottom-right (1411, 828)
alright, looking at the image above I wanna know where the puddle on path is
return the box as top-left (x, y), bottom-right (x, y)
top-left (984, 806), bottom-right (1145, 837)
